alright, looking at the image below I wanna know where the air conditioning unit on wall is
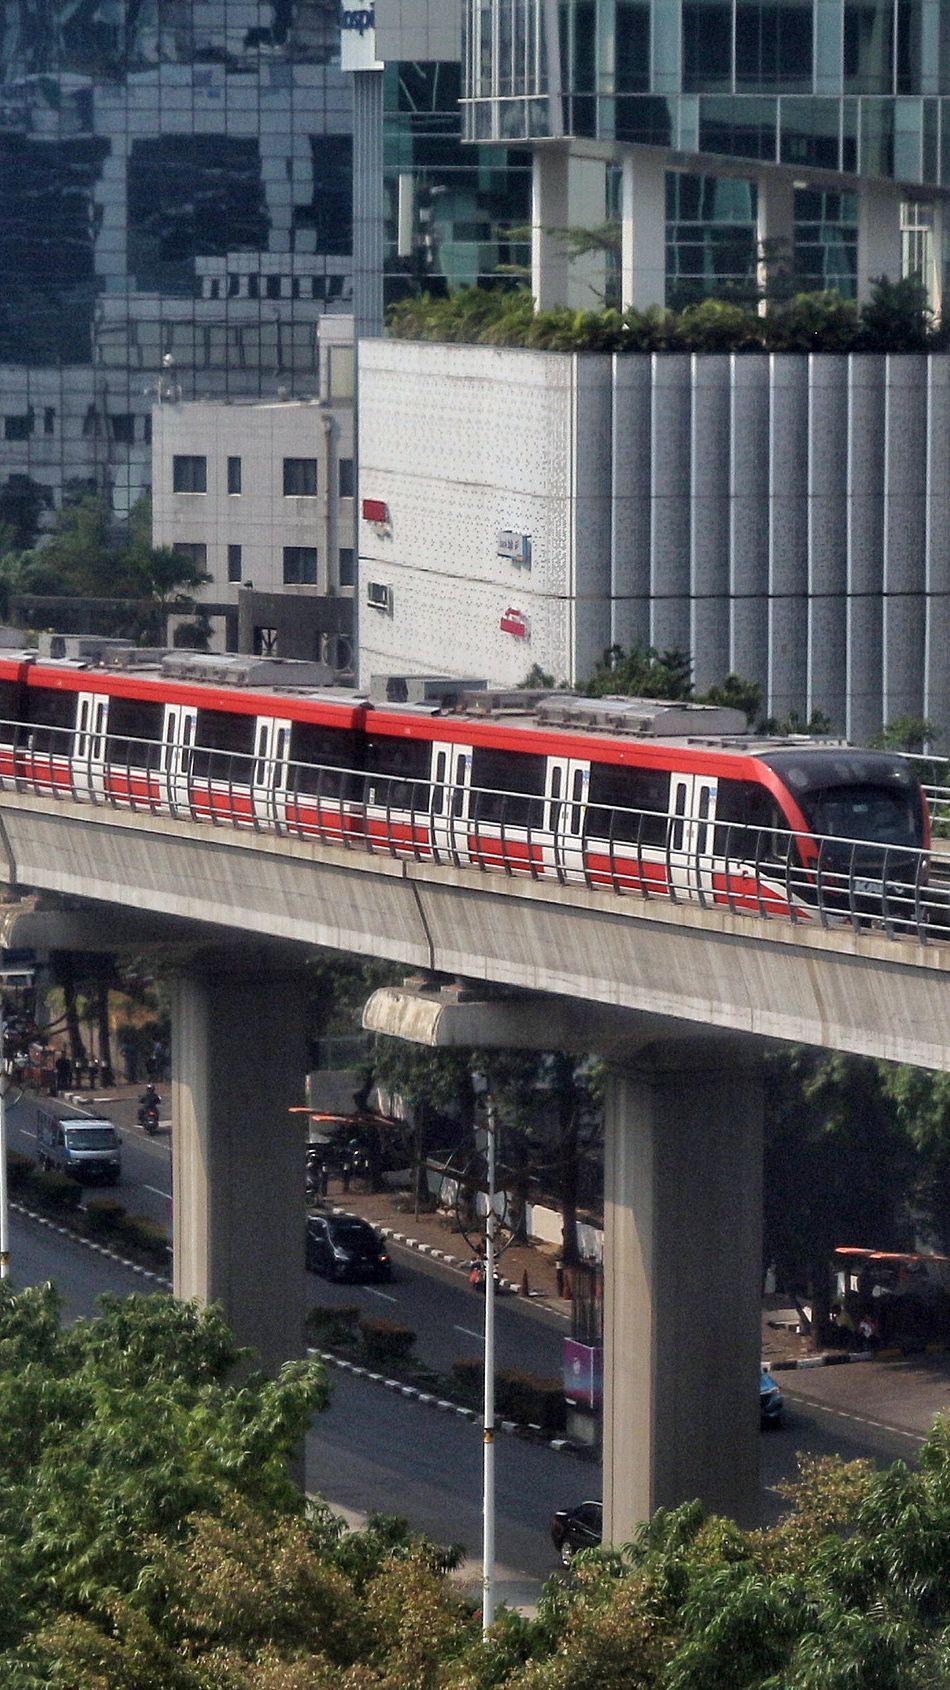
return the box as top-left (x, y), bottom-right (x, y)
top-left (366, 581), bottom-right (392, 612)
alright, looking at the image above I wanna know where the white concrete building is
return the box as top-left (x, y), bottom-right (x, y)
top-left (152, 320), bottom-right (355, 656)
top-left (358, 337), bottom-right (950, 742)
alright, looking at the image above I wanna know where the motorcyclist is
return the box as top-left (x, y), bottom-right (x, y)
top-left (138, 1082), bottom-right (161, 1124)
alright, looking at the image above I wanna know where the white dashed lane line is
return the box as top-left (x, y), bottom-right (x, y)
top-left (454, 1325), bottom-right (483, 1341)
top-left (786, 1394), bottom-right (925, 1442)
top-left (143, 1185), bottom-right (172, 1200)
top-left (364, 1287), bottom-right (397, 1303)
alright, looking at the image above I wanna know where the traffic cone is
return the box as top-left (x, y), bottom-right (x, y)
top-left (520, 1269), bottom-right (530, 1297)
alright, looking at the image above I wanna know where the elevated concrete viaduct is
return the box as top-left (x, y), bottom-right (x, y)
top-left (0, 791), bottom-right (947, 1545)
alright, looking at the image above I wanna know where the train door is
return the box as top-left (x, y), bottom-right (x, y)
top-left (72, 692), bottom-right (108, 801)
top-left (668, 772), bottom-right (717, 900)
top-left (252, 716), bottom-right (292, 828)
top-left (429, 741), bottom-right (472, 863)
top-left (544, 757), bottom-right (589, 880)
top-left (161, 703), bottom-right (196, 815)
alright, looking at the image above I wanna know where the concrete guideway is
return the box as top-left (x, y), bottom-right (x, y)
top-left (1, 790), bottom-right (949, 1071)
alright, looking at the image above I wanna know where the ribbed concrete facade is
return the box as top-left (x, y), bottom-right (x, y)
top-left (358, 341), bottom-right (950, 740)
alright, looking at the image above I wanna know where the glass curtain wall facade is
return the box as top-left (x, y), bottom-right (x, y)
top-left (0, 1), bottom-right (351, 518)
top-left (383, 60), bottom-right (532, 300)
top-left (463, 0), bottom-right (950, 188)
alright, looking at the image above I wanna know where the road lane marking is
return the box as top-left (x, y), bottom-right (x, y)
top-left (365, 1287), bottom-right (397, 1303)
top-left (454, 1325), bottom-right (483, 1340)
top-left (785, 1392), bottom-right (925, 1441)
top-left (143, 1185), bottom-right (172, 1200)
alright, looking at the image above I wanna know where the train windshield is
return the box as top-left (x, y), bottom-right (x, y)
top-left (798, 784), bottom-right (922, 848)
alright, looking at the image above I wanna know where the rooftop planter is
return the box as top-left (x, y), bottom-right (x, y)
top-left (387, 278), bottom-right (942, 357)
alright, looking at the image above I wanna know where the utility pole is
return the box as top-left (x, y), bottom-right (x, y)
top-left (482, 1096), bottom-right (497, 1637)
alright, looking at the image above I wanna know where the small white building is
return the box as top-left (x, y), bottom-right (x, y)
top-left (151, 318), bottom-right (356, 655)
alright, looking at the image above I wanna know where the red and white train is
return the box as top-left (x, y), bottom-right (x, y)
top-left (0, 642), bottom-right (930, 924)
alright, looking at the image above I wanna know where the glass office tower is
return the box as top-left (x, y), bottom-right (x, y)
top-left (0, 1), bottom-right (351, 516)
top-left (464, 0), bottom-right (950, 182)
top-left (383, 58), bottom-right (532, 300)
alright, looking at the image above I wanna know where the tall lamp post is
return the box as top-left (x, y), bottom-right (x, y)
top-left (0, 1008), bottom-right (11, 1280)
top-left (454, 1094), bottom-right (515, 1640)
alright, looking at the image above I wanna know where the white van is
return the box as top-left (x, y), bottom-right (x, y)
top-left (36, 1107), bottom-right (122, 1185)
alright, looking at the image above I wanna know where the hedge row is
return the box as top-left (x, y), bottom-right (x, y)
top-left (388, 278), bottom-right (939, 356)
top-left (452, 1357), bottom-right (566, 1433)
top-left (8, 1152), bottom-right (169, 1266)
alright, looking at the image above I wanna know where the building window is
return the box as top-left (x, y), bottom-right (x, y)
top-left (4, 414), bottom-right (31, 441)
top-left (110, 414), bottom-right (135, 444)
top-left (338, 547), bottom-right (355, 587)
top-left (283, 545), bottom-right (318, 584)
top-left (173, 455), bottom-right (207, 493)
top-left (144, 415), bottom-right (152, 445)
top-left (227, 544), bottom-right (243, 583)
top-left (283, 457), bottom-right (317, 496)
top-left (254, 626), bottom-right (278, 655)
top-left (266, 274), bottom-right (281, 299)
top-left (338, 457), bottom-right (355, 498)
top-left (43, 407), bottom-right (55, 435)
top-left (173, 542), bottom-right (208, 570)
top-left (227, 456), bottom-right (242, 494)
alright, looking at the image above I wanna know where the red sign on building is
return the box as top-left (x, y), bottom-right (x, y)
top-left (500, 606), bottom-right (528, 638)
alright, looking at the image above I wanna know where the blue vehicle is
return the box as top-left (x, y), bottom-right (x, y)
top-left (760, 1367), bottom-right (784, 1425)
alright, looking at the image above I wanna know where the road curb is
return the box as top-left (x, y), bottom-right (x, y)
top-left (308, 1345), bottom-right (583, 1454)
top-left (10, 1200), bottom-right (172, 1287)
top-left (768, 1349), bottom-right (877, 1370)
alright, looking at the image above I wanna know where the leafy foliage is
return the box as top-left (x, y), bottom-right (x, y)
top-left (388, 278), bottom-right (945, 357)
top-left (6, 1287), bottom-right (950, 1685)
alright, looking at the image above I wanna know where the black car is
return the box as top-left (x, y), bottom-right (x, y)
top-left (305, 1214), bottom-right (392, 1282)
top-left (550, 1500), bottom-right (603, 1567)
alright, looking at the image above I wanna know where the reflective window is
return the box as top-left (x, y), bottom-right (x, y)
top-left (736, 1), bottom-right (813, 89)
top-left (845, 0), bottom-right (895, 93)
top-left (283, 457), bottom-right (318, 497)
top-left (173, 456), bottom-right (206, 494)
top-left (683, 2), bottom-right (733, 91)
top-left (227, 457), bottom-right (242, 495)
top-left (227, 544), bottom-right (242, 583)
top-left (283, 546), bottom-right (318, 584)
top-left (338, 547), bottom-right (355, 587)
top-left (338, 458), bottom-right (355, 498)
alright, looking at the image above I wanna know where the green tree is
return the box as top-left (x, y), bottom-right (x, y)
top-left (763, 1048), bottom-right (917, 1324)
top-left (585, 643), bottom-right (693, 700)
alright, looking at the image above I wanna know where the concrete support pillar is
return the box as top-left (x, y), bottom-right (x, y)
top-left (532, 144), bottom-right (610, 309)
top-left (620, 147), bottom-right (667, 310)
top-left (171, 961), bottom-right (309, 1376)
top-left (857, 180), bottom-right (903, 301)
top-left (602, 1042), bottom-right (763, 1542)
top-left (756, 171), bottom-right (796, 311)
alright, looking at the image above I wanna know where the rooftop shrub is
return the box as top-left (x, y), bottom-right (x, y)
top-left (387, 276), bottom-right (944, 356)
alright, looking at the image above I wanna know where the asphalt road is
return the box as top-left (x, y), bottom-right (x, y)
top-left (5, 1102), bottom-right (950, 1602)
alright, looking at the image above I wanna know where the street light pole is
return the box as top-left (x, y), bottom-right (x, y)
top-left (482, 1097), bottom-right (497, 1638)
top-left (0, 1008), bottom-right (10, 1280)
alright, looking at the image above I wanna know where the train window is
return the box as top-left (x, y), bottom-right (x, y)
top-left (432, 751), bottom-right (447, 816)
top-left (106, 696), bottom-right (163, 766)
top-left (192, 709), bottom-right (255, 781)
top-left (289, 722), bottom-right (359, 798)
top-left (0, 680), bottom-right (21, 738)
top-left (470, 747), bottom-right (545, 829)
top-left (26, 686), bottom-right (78, 755)
top-left (364, 734), bottom-right (430, 810)
top-left (714, 779), bottom-right (784, 859)
top-left (586, 763), bottom-right (670, 846)
top-left (571, 767), bottom-right (584, 834)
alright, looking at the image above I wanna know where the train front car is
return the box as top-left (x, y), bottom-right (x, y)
top-left (756, 747), bottom-right (930, 929)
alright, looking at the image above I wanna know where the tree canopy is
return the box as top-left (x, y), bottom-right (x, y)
top-left (4, 1284), bottom-right (950, 1686)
